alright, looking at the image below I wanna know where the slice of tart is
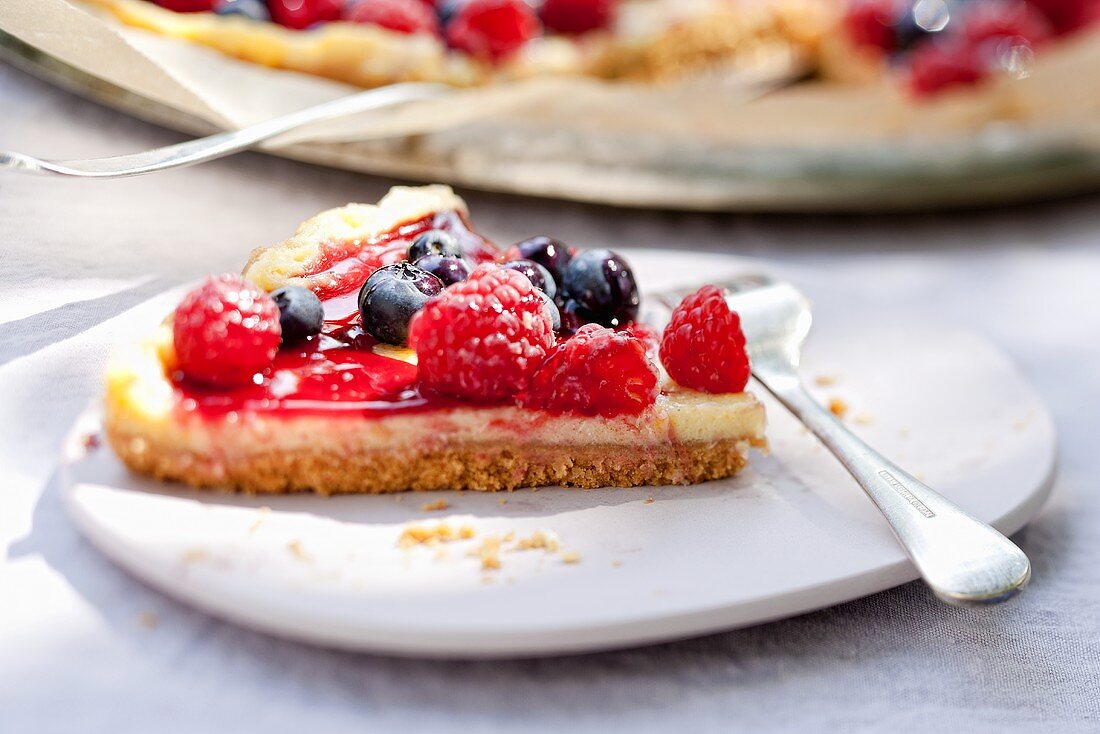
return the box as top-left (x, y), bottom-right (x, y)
top-left (104, 185), bottom-right (766, 494)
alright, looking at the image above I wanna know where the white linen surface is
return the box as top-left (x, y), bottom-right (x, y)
top-left (1, 66), bottom-right (1098, 733)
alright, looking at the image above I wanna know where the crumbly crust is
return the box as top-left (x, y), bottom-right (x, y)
top-left (105, 419), bottom-right (763, 493)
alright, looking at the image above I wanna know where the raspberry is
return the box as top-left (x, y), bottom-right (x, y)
top-left (525, 324), bottom-right (658, 417)
top-left (172, 274), bottom-right (282, 387)
top-left (659, 285), bottom-right (750, 394)
top-left (408, 265), bottom-right (555, 401)
top-left (268, 0), bottom-right (342, 29)
top-left (905, 37), bottom-right (988, 97)
top-left (624, 321), bottom-right (659, 354)
top-left (446, 0), bottom-right (541, 62)
top-left (345, 0), bottom-right (440, 35)
top-left (539, 0), bottom-right (618, 34)
top-left (843, 0), bottom-right (902, 52)
top-left (965, 1), bottom-right (1053, 46)
top-left (153, 0), bottom-right (217, 10)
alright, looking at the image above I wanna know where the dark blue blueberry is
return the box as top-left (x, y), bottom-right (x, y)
top-left (415, 254), bottom-right (472, 287)
top-left (557, 299), bottom-right (585, 336)
top-left (538, 290), bottom-right (562, 333)
top-left (271, 285), bottom-right (323, 343)
top-left (436, 0), bottom-right (467, 26)
top-left (501, 259), bottom-right (556, 299)
top-left (560, 249), bottom-right (639, 329)
top-left (214, 0), bottom-right (271, 21)
top-left (408, 229), bottom-right (463, 263)
top-left (358, 263), bottom-right (444, 345)
top-left (512, 235), bottom-right (573, 287)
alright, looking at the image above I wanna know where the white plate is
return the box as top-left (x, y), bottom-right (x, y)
top-left (61, 257), bottom-right (1056, 658)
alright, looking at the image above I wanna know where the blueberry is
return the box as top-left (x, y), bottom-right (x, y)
top-left (560, 249), bottom-right (640, 328)
top-left (501, 259), bottom-right (556, 299)
top-left (271, 285), bottom-right (323, 343)
top-left (358, 263), bottom-right (444, 345)
top-left (512, 236), bottom-right (573, 286)
top-left (558, 299), bottom-right (585, 336)
top-left (436, 0), bottom-right (467, 26)
top-left (214, 0), bottom-right (271, 21)
top-left (537, 290), bottom-right (562, 332)
top-left (415, 254), bottom-right (471, 287)
top-left (408, 229), bottom-right (462, 263)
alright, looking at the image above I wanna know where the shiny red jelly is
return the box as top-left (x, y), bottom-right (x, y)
top-left (173, 210), bottom-right (498, 419)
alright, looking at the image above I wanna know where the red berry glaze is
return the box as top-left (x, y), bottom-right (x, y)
top-left (659, 285), bottom-right (750, 394)
top-left (152, 0), bottom-right (217, 11)
top-left (525, 324), bottom-right (658, 418)
top-left (965, 1), bottom-right (1053, 46)
top-left (408, 265), bottom-right (555, 401)
top-left (173, 274), bottom-right (282, 387)
top-left (446, 0), bottom-right (541, 62)
top-left (906, 37), bottom-right (988, 97)
top-left (268, 0), bottom-right (343, 29)
top-left (843, 0), bottom-right (902, 52)
top-left (539, 0), bottom-right (618, 34)
top-left (345, 0), bottom-right (440, 35)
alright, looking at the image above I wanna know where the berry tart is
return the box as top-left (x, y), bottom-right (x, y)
top-left (104, 185), bottom-right (767, 494)
top-left (76, 0), bottom-right (831, 87)
top-left (76, 0), bottom-right (1098, 98)
top-left (828, 0), bottom-right (1100, 96)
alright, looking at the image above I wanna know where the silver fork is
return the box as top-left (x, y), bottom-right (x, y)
top-left (651, 276), bottom-right (1031, 606)
top-left (0, 82), bottom-right (448, 178)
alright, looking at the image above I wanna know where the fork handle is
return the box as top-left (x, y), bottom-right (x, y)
top-left (1, 82), bottom-right (448, 178)
top-left (753, 359), bottom-right (1031, 605)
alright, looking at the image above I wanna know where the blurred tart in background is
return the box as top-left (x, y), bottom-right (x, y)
top-left (76, 0), bottom-right (1099, 98)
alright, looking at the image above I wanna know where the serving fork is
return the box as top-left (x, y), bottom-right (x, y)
top-left (0, 82), bottom-right (449, 178)
top-left (651, 276), bottom-right (1031, 606)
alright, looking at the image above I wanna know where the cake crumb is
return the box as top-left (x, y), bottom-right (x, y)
top-left (899, 427), bottom-right (911, 439)
top-left (287, 539), bottom-right (313, 562)
top-left (248, 506), bottom-right (271, 534)
top-left (420, 498), bottom-right (450, 512)
top-left (515, 529), bottom-right (560, 553)
top-left (181, 548), bottom-right (209, 564)
top-left (470, 536), bottom-right (502, 570)
top-left (643, 497), bottom-right (655, 505)
top-left (398, 523), bottom-right (474, 547)
top-left (814, 374), bottom-right (839, 387)
top-left (497, 498), bottom-right (508, 505)
top-left (502, 531), bottom-right (516, 543)
top-left (561, 551), bottom-right (582, 564)
top-left (854, 413), bottom-right (874, 426)
top-left (828, 398), bottom-right (849, 419)
top-left (137, 611), bottom-right (159, 630)
top-left (611, 560), bottom-right (624, 568)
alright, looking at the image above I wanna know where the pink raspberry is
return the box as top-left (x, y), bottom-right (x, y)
top-left (344, 0), bottom-right (440, 35)
top-left (659, 285), bottom-right (750, 394)
top-left (525, 324), bottom-right (658, 417)
top-left (172, 274), bottom-right (282, 387)
top-left (446, 0), bottom-right (541, 62)
top-left (408, 265), bottom-right (555, 401)
top-left (539, 0), bottom-right (618, 34)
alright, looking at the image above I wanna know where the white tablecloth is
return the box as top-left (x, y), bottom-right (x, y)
top-left (2, 64), bottom-right (1098, 732)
